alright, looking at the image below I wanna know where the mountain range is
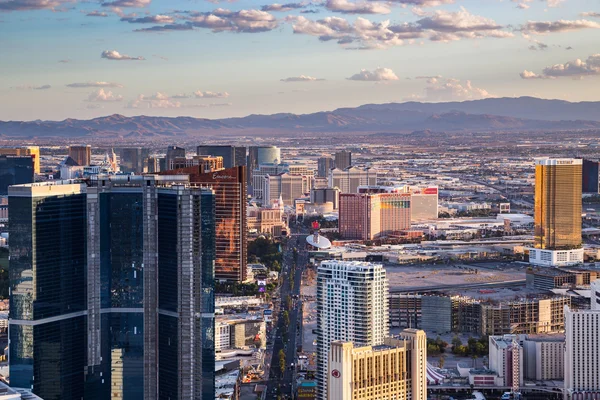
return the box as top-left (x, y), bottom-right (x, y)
top-left (2, 97), bottom-right (600, 138)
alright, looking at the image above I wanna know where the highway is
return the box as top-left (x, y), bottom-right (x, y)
top-left (265, 226), bottom-right (307, 399)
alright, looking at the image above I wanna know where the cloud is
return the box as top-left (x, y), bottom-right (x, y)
top-left (86, 10), bottom-right (108, 17)
top-left (280, 75), bottom-right (324, 82)
top-left (67, 82), bottom-right (124, 88)
top-left (415, 75), bottom-right (442, 83)
top-left (194, 90), bottom-right (230, 98)
top-left (134, 23), bottom-right (193, 32)
top-left (286, 8), bottom-right (511, 49)
top-left (520, 19), bottom-right (600, 34)
top-left (171, 93), bottom-right (190, 99)
top-left (0, 0), bottom-right (71, 12)
top-left (261, 3), bottom-right (304, 12)
top-left (126, 92), bottom-right (181, 108)
top-left (58, 59), bottom-right (71, 63)
top-left (519, 70), bottom-right (552, 79)
top-left (347, 67), bottom-right (399, 81)
top-left (121, 14), bottom-right (174, 23)
top-left (101, 50), bottom-right (145, 60)
top-left (186, 9), bottom-right (278, 33)
top-left (409, 77), bottom-right (492, 101)
top-left (153, 54), bottom-right (168, 60)
top-left (516, 3), bottom-right (530, 9)
top-left (101, 0), bottom-right (150, 7)
top-left (86, 89), bottom-right (123, 102)
top-left (325, 0), bottom-right (391, 15)
top-left (385, 0), bottom-right (453, 6)
top-left (581, 12), bottom-right (600, 18)
top-left (527, 40), bottom-right (548, 51)
top-left (525, 54), bottom-right (600, 79)
top-left (14, 84), bottom-right (51, 90)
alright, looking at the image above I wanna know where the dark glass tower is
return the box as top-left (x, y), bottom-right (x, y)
top-left (9, 182), bottom-right (87, 400)
top-left (196, 145), bottom-right (246, 169)
top-left (0, 155), bottom-right (34, 195)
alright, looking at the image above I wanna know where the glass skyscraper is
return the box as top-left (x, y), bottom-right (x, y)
top-left (9, 181), bottom-right (88, 400)
top-left (0, 155), bottom-right (34, 195)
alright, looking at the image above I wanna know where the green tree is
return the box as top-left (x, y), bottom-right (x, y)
top-left (283, 311), bottom-right (290, 327)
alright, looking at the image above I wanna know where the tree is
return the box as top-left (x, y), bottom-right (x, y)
top-left (283, 311), bottom-right (290, 327)
top-left (279, 350), bottom-right (286, 375)
top-left (438, 356), bottom-right (446, 369)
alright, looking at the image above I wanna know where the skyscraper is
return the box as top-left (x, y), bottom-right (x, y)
top-left (0, 146), bottom-right (40, 174)
top-left (68, 145), bottom-right (92, 167)
top-left (9, 181), bottom-right (88, 400)
top-left (328, 166), bottom-right (376, 194)
top-left (582, 159), bottom-right (600, 194)
top-left (118, 147), bottom-right (150, 174)
top-left (317, 157), bottom-right (334, 178)
top-left (564, 300), bottom-right (600, 400)
top-left (529, 158), bottom-right (583, 267)
top-left (264, 172), bottom-right (312, 206)
top-left (0, 156), bottom-right (34, 195)
top-left (166, 146), bottom-right (186, 170)
top-left (334, 150), bottom-right (352, 170)
top-left (161, 166), bottom-right (247, 282)
top-left (247, 146), bottom-right (281, 187)
top-left (317, 261), bottom-right (389, 400)
top-left (197, 145), bottom-right (246, 169)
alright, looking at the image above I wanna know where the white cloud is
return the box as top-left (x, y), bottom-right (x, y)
top-left (86, 89), bottom-right (123, 102)
top-left (14, 84), bottom-right (51, 90)
top-left (184, 8), bottom-right (278, 33)
top-left (101, 0), bottom-right (150, 8)
top-left (347, 67), bottom-right (399, 81)
top-left (0, 0), bottom-right (72, 12)
top-left (261, 3), bottom-right (304, 12)
top-left (280, 75), bottom-right (324, 82)
top-left (415, 75), bottom-right (442, 84)
top-left (386, 0), bottom-right (453, 6)
top-left (325, 0), bottom-right (391, 15)
top-left (519, 70), bottom-right (551, 79)
top-left (521, 19), bottom-right (600, 34)
top-left (121, 14), bottom-right (174, 23)
top-left (86, 10), bottom-right (109, 17)
top-left (101, 50), bottom-right (145, 60)
top-left (67, 82), bottom-right (123, 88)
top-left (519, 54), bottom-right (600, 80)
top-left (194, 90), bottom-right (230, 98)
top-left (408, 77), bottom-right (492, 101)
top-left (126, 92), bottom-right (181, 108)
top-left (581, 12), bottom-right (600, 18)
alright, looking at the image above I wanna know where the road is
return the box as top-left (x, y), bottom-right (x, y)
top-left (265, 226), bottom-right (307, 399)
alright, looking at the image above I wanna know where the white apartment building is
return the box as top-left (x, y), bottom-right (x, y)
top-left (522, 335), bottom-right (565, 381)
top-left (564, 284), bottom-right (600, 399)
top-left (316, 261), bottom-right (389, 400)
top-left (489, 335), bottom-right (523, 389)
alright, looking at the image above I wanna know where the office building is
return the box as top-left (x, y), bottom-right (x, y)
top-left (582, 159), bottom-right (600, 194)
top-left (592, 279), bottom-right (600, 311)
top-left (9, 181), bottom-right (88, 400)
top-left (264, 172), bottom-right (312, 206)
top-left (529, 158), bottom-right (583, 267)
top-left (334, 150), bottom-right (352, 170)
top-left (0, 156), bottom-right (34, 195)
top-left (0, 146), bottom-right (40, 174)
top-left (317, 157), bottom-right (334, 178)
top-left (408, 186), bottom-right (439, 221)
top-left (197, 145), bottom-right (246, 169)
top-left (522, 334), bottom-right (564, 381)
top-left (147, 156), bottom-right (160, 173)
top-left (488, 335), bottom-right (523, 389)
top-left (118, 147), bottom-right (150, 174)
top-left (317, 261), bottom-right (389, 400)
top-left (338, 192), bottom-right (411, 240)
top-left (564, 300), bottom-right (600, 400)
top-left (68, 145), bottom-right (92, 167)
top-left (161, 166), bottom-right (247, 282)
top-left (329, 167), bottom-right (376, 194)
top-left (252, 163), bottom-right (289, 200)
top-left (247, 146), bottom-right (281, 187)
top-left (310, 188), bottom-right (340, 210)
top-left (171, 155), bottom-right (224, 172)
top-left (166, 146), bottom-right (186, 170)
top-left (328, 330), bottom-right (427, 400)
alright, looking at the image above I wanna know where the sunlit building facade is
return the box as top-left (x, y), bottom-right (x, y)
top-left (68, 145), bottom-right (92, 167)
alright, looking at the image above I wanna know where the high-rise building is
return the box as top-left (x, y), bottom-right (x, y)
top-left (592, 279), bottom-right (600, 311)
top-left (247, 146), bottom-right (281, 186)
top-left (118, 147), bottom-right (150, 174)
top-left (147, 156), bottom-right (160, 173)
top-left (582, 159), bottom-right (600, 194)
top-left (334, 150), bottom-right (352, 170)
top-left (9, 181), bottom-right (88, 399)
top-left (317, 157), bottom-right (334, 178)
top-left (338, 192), bottom-right (411, 240)
top-left (252, 163), bottom-right (289, 200)
top-left (166, 146), bottom-right (186, 170)
top-left (488, 335), bottom-right (523, 389)
top-left (9, 176), bottom-right (217, 400)
top-left (408, 186), bottom-right (439, 221)
top-left (264, 172), bottom-right (312, 206)
top-left (311, 188), bottom-right (340, 210)
top-left (197, 145), bottom-right (246, 169)
top-left (68, 145), bottom-right (92, 167)
top-left (0, 156), bottom-right (34, 195)
top-left (0, 146), bottom-right (40, 174)
top-left (328, 330), bottom-right (427, 400)
top-left (564, 301), bottom-right (600, 400)
top-left (161, 166), bottom-right (247, 282)
top-left (529, 158), bottom-right (583, 267)
top-left (329, 167), bottom-right (376, 194)
top-left (171, 155), bottom-right (224, 172)
top-left (522, 335), bottom-right (564, 381)
top-left (317, 261), bottom-right (389, 400)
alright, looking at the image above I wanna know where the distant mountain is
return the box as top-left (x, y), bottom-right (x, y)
top-left (1, 97), bottom-right (600, 138)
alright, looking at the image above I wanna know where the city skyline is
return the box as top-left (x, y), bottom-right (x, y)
top-left (1, 0), bottom-right (600, 121)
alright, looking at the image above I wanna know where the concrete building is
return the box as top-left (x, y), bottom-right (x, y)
top-left (582, 159), bottom-right (600, 194)
top-left (489, 335), bottom-right (523, 389)
top-left (317, 157), bottom-right (334, 178)
top-left (197, 145), bottom-right (246, 169)
top-left (329, 167), bottom-right (376, 194)
top-left (68, 145), bottom-right (92, 167)
top-left (165, 145), bottom-right (185, 170)
top-left (564, 300), bottom-right (600, 399)
top-left (522, 334), bottom-right (564, 381)
top-left (311, 188), bottom-right (340, 210)
top-left (334, 150), bottom-right (352, 170)
top-left (215, 316), bottom-right (266, 351)
top-left (252, 163), bottom-right (289, 200)
top-left (327, 330), bottom-right (427, 400)
top-left (264, 172), bottom-right (312, 206)
top-left (171, 155), bottom-right (224, 172)
top-left (592, 279), bottom-right (600, 311)
top-left (409, 186), bottom-right (439, 221)
top-left (247, 204), bottom-right (288, 237)
top-left (117, 147), bottom-right (149, 174)
top-left (317, 261), bottom-right (389, 400)
top-left (529, 158), bottom-right (583, 267)
top-left (0, 146), bottom-right (40, 174)
top-left (338, 192), bottom-right (411, 240)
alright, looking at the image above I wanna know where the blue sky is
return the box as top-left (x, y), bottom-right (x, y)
top-left (1, 0), bottom-right (599, 120)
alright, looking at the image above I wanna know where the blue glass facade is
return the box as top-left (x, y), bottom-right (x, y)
top-left (9, 185), bottom-right (87, 400)
top-left (0, 156), bottom-right (34, 195)
top-left (200, 192), bottom-right (216, 399)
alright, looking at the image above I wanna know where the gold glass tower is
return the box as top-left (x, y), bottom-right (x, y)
top-left (534, 158), bottom-right (582, 250)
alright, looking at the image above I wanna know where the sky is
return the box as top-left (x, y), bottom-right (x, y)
top-left (0, 0), bottom-right (599, 121)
